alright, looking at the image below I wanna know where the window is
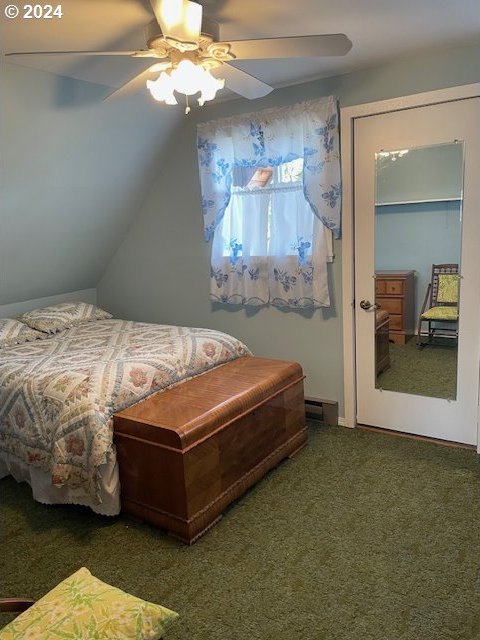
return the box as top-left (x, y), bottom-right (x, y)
top-left (218, 158), bottom-right (305, 260)
top-left (196, 96), bottom-right (341, 309)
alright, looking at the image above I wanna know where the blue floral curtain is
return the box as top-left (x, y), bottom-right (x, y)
top-left (196, 96), bottom-right (341, 309)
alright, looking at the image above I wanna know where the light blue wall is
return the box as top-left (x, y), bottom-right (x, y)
top-left (0, 62), bottom-right (182, 306)
top-left (92, 39), bottom-right (477, 417)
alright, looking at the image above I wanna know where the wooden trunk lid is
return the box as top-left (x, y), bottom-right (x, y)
top-left (114, 356), bottom-right (304, 451)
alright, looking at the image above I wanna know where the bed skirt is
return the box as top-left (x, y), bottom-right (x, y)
top-left (0, 452), bottom-right (121, 516)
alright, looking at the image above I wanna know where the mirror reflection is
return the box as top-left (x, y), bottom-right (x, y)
top-left (374, 142), bottom-right (463, 399)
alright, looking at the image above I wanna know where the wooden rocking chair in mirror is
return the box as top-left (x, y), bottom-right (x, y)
top-left (416, 263), bottom-right (459, 348)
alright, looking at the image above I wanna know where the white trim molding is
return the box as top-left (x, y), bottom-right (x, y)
top-left (0, 289), bottom-right (98, 318)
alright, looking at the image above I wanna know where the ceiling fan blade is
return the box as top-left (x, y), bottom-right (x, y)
top-left (149, 0), bottom-right (202, 44)
top-left (5, 50), bottom-right (141, 57)
top-left (212, 64), bottom-right (273, 100)
top-left (229, 34), bottom-right (352, 60)
top-left (104, 65), bottom-right (165, 101)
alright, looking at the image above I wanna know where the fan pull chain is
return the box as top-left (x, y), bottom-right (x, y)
top-left (185, 95), bottom-right (191, 115)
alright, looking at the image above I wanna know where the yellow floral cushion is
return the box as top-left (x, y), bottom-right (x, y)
top-left (436, 274), bottom-right (459, 303)
top-left (0, 568), bottom-right (179, 640)
top-left (421, 306), bottom-right (458, 321)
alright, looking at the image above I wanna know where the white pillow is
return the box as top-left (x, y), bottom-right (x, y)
top-left (20, 302), bottom-right (112, 334)
top-left (0, 318), bottom-right (46, 348)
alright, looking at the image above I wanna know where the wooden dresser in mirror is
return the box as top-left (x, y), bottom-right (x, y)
top-left (375, 270), bottom-right (415, 344)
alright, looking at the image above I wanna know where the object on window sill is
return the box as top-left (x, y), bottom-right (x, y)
top-left (247, 168), bottom-right (273, 189)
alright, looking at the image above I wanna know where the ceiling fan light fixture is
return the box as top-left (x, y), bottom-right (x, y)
top-left (171, 59), bottom-right (205, 95)
top-left (7, 0), bottom-right (351, 106)
top-left (377, 149), bottom-right (409, 162)
top-left (146, 72), bottom-right (178, 105)
top-left (197, 72), bottom-right (225, 106)
top-left (146, 59), bottom-right (225, 108)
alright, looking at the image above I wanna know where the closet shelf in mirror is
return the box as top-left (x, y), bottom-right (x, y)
top-left (375, 197), bottom-right (462, 207)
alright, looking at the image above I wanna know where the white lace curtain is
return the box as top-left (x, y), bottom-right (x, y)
top-left (196, 96), bottom-right (341, 309)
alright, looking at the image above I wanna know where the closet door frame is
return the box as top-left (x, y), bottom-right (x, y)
top-left (340, 83), bottom-right (480, 450)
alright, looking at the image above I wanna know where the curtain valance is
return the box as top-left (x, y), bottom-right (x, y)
top-left (196, 95), bottom-right (341, 241)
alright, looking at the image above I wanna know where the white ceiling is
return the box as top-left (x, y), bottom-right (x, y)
top-left (1, 0), bottom-right (479, 98)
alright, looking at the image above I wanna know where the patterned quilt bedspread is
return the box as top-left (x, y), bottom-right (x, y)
top-left (0, 320), bottom-right (251, 503)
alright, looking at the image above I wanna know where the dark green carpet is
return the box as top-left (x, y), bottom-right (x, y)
top-left (1, 423), bottom-right (479, 639)
top-left (377, 339), bottom-right (457, 400)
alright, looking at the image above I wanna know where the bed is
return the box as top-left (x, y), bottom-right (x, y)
top-left (0, 316), bottom-right (251, 515)
top-left (0, 310), bottom-right (307, 538)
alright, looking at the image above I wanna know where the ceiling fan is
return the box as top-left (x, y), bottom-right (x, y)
top-left (5, 0), bottom-right (352, 111)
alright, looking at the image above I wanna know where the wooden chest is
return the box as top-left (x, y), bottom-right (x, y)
top-left (113, 356), bottom-right (307, 544)
top-left (375, 309), bottom-right (390, 375)
top-left (375, 270), bottom-right (415, 344)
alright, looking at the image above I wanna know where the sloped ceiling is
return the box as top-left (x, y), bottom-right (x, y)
top-left (0, 0), bottom-right (479, 305)
top-left (0, 62), bottom-right (183, 304)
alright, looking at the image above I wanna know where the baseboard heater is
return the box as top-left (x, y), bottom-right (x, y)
top-left (304, 396), bottom-right (338, 426)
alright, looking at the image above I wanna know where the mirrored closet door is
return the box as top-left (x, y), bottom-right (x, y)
top-left (354, 97), bottom-right (480, 444)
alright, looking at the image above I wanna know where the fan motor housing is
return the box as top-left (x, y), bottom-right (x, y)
top-left (145, 17), bottom-right (220, 49)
